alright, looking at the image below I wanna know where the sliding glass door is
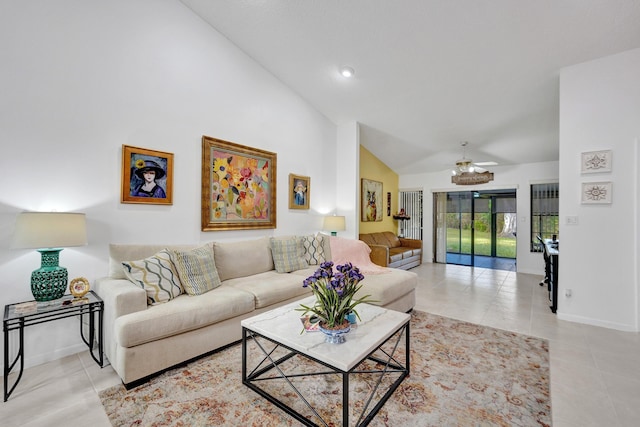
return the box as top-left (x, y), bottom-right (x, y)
top-left (437, 189), bottom-right (517, 269)
top-left (445, 192), bottom-right (474, 266)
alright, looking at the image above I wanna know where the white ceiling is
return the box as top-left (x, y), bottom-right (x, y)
top-left (180, 0), bottom-right (640, 175)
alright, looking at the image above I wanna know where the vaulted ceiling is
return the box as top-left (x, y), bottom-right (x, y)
top-left (181, 0), bottom-right (640, 175)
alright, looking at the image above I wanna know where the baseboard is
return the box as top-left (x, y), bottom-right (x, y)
top-left (557, 312), bottom-right (638, 332)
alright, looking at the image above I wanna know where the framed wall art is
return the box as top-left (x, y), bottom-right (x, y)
top-left (581, 150), bottom-right (612, 174)
top-left (201, 136), bottom-right (277, 231)
top-left (121, 145), bottom-right (173, 205)
top-left (581, 182), bottom-right (612, 204)
top-left (289, 174), bottom-right (310, 210)
top-left (361, 178), bottom-right (383, 222)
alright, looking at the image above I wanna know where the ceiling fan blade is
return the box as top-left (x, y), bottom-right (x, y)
top-left (473, 161), bottom-right (498, 166)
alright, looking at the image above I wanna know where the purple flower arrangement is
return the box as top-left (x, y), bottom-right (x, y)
top-left (297, 261), bottom-right (374, 329)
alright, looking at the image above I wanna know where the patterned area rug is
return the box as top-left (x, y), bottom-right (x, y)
top-left (99, 311), bottom-right (551, 426)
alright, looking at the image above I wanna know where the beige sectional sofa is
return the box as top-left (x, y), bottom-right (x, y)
top-left (359, 231), bottom-right (423, 270)
top-left (94, 235), bottom-right (417, 388)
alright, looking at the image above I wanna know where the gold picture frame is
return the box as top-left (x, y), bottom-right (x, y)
top-left (201, 136), bottom-right (277, 231)
top-left (121, 145), bottom-right (174, 205)
top-left (69, 277), bottom-right (90, 299)
top-left (289, 174), bottom-right (310, 210)
top-left (361, 178), bottom-right (383, 222)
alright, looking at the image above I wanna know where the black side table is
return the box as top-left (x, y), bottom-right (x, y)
top-left (3, 290), bottom-right (104, 401)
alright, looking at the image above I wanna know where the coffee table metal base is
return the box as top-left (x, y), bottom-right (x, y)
top-left (242, 322), bottom-right (410, 427)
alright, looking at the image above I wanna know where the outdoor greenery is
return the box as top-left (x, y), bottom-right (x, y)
top-left (447, 228), bottom-right (516, 258)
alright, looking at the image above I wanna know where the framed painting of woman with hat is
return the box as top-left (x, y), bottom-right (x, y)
top-left (121, 145), bottom-right (174, 205)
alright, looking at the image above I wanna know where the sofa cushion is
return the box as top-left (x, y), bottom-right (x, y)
top-left (381, 232), bottom-right (402, 248)
top-left (270, 237), bottom-right (309, 273)
top-left (302, 234), bottom-right (325, 265)
top-left (114, 286), bottom-right (255, 348)
top-left (356, 269), bottom-right (418, 306)
top-left (109, 244), bottom-right (198, 279)
top-left (224, 271), bottom-right (311, 309)
top-left (213, 237), bottom-right (274, 281)
top-left (122, 249), bottom-right (183, 305)
top-left (389, 248), bottom-right (405, 263)
top-left (172, 245), bottom-right (221, 296)
top-left (358, 234), bottom-right (376, 246)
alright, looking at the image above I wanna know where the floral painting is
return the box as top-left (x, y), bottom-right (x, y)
top-left (201, 136), bottom-right (277, 230)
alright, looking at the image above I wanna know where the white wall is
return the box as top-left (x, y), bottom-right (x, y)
top-left (558, 48), bottom-right (640, 331)
top-left (0, 0), bottom-right (338, 368)
top-left (399, 161), bottom-right (559, 274)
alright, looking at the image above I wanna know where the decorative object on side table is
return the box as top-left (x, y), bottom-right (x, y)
top-left (11, 212), bottom-right (88, 302)
top-left (296, 261), bottom-right (374, 343)
top-left (70, 277), bottom-right (90, 299)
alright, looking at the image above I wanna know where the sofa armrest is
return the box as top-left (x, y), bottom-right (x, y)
top-left (367, 244), bottom-right (389, 267)
top-left (94, 277), bottom-right (147, 364)
top-left (399, 238), bottom-right (422, 249)
top-left (94, 277), bottom-right (147, 318)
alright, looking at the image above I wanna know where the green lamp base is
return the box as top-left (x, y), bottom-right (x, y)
top-left (31, 249), bottom-right (68, 302)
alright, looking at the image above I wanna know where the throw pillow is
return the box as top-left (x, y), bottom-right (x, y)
top-left (171, 245), bottom-right (221, 296)
top-left (122, 249), bottom-right (183, 305)
top-left (270, 237), bottom-right (308, 273)
top-left (302, 234), bottom-right (325, 265)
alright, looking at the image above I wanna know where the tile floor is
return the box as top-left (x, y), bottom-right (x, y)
top-left (1, 262), bottom-right (639, 426)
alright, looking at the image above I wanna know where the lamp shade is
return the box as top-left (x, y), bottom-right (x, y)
top-left (323, 215), bottom-right (346, 233)
top-left (12, 212), bottom-right (87, 249)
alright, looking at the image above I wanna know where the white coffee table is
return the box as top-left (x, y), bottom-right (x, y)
top-left (241, 296), bottom-right (411, 427)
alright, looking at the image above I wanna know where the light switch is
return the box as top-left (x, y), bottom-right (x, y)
top-left (565, 216), bottom-right (579, 225)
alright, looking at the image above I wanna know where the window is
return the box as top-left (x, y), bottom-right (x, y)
top-left (530, 183), bottom-right (559, 252)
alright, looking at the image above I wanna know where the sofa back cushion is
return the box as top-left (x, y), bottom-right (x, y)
top-left (381, 231), bottom-right (402, 248)
top-left (172, 245), bottom-right (222, 295)
top-left (122, 249), bottom-right (184, 305)
top-left (359, 234), bottom-right (376, 246)
top-left (109, 244), bottom-right (198, 279)
top-left (213, 237), bottom-right (274, 281)
top-left (270, 237), bottom-right (309, 273)
top-left (302, 234), bottom-right (326, 265)
top-left (360, 232), bottom-right (401, 248)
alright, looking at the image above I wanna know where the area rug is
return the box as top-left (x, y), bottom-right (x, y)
top-left (99, 311), bottom-right (551, 426)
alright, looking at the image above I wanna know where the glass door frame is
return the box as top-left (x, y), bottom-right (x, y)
top-left (441, 189), bottom-right (516, 268)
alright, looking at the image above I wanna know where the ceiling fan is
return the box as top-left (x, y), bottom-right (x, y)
top-left (451, 142), bottom-right (498, 175)
top-left (451, 142), bottom-right (497, 185)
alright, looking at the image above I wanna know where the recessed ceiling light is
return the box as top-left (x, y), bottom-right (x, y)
top-left (340, 66), bottom-right (355, 78)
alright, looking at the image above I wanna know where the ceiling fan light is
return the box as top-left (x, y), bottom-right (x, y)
top-left (468, 166), bottom-right (475, 173)
top-left (340, 66), bottom-right (354, 78)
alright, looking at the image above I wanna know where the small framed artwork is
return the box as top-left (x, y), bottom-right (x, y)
top-left (121, 145), bottom-right (173, 205)
top-left (581, 182), bottom-right (612, 204)
top-left (361, 178), bottom-right (383, 222)
top-left (201, 136), bottom-right (277, 231)
top-left (289, 174), bottom-right (310, 210)
top-left (387, 192), bottom-right (391, 216)
top-left (581, 150), bottom-right (612, 173)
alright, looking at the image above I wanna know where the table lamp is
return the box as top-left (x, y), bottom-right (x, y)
top-left (11, 212), bottom-right (87, 301)
top-left (323, 215), bottom-right (346, 236)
